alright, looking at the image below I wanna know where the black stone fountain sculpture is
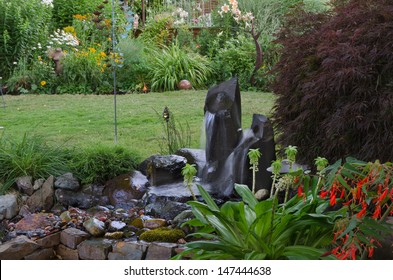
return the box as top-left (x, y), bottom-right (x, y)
top-left (201, 77), bottom-right (276, 197)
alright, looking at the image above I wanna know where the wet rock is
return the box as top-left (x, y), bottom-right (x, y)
top-left (27, 175), bottom-right (54, 212)
top-left (55, 189), bottom-right (94, 209)
top-left (145, 200), bottom-right (191, 221)
top-left (0, 194), bottom-right (18, 221)
top-left (143, 218), bottom-right (167, 229)
top-left (109, 221), bottom-right (126, 231)
top-left (173, 210), bottom-right (194, 226)
top-left (145, 242), bottom-right (177, 260)
top-left (33, 178), bottom-right (45, 191)
top-left (103, 171), bottom-right (148, 208)
top-left (141, 155), bottom-right (187, 186)
top-left (175, 148), bottom-right (206, 177)
top-left (24, 247), bottom-right (54, 260)
top-left (60, 228), bottom-right (89, 249)
top-left (81, 184), bottom-right (109, 206)
top-left (54, 173), bottom-right (80, 191)
top-left (77, 239), bottom-right (112, 260)
top-left (0, 235), bottom-right (40, 260)
top-left (104, 231), bottom-right (123, 239)
top-left (15, 213), bottom-right (56, 231)
top-left (16, 176), bottom-right (34, 195)
top-left (83, 218), bottom-right (106, 237)
top-left (108, 241), bottom-right (148, 260)
top-left (56, 244), bottom-right (79, 260)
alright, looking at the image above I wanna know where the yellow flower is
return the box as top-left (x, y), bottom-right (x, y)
top-left (63, 26), bottom-right (76, 36)
top-left (73, 14), bottom-right (87, 21)
top-left (99, 51), bottom-right (107, 58)
top-left (88, 47), bottom-right (96, 53)
top-left (40, 81), bottom-right (47, 86)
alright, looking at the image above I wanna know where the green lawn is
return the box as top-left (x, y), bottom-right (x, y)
top-left (0, 90), bottom-right (275, 159)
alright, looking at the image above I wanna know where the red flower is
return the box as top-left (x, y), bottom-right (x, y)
top-left (340, 188), bottom-right (345, 199)
top-left (356, 202), bottom-right (367, 219)
top-left (320, 189), bottom-right (329, 199)
top-left (330, 193), bottom-right (337, 206)
top-left (372, 205), bottom-right (381, 219)
top-left (297, 185), bottom-right (304, 197)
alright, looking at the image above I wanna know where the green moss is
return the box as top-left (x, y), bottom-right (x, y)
top-left (139, 228), bottom-right (185, 243)
top-left (130, 217), bottom-right (143, 229)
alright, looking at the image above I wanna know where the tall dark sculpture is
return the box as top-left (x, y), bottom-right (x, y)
top-left (202, 78), bottom-right (276, 197)
top-left (203, 77), bottom-right (242, 185)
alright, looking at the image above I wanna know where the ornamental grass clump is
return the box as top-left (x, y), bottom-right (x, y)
top-left (0, 133), bottom-right (70, 194)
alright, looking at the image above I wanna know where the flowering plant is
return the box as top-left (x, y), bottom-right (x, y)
top-left (175, 150), bottom-right (392, 260)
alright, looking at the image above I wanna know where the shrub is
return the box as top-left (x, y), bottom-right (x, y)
top-left (0, 133), bottom-right (70, 194)
top-left (58, 46), bottom-right (110, 93)
top-left (52, 0), bottom-right (103, 28)
top-left (69, 145), bottom-right (140, 185)
top-left (147, 40), bottom-right (213, 91)
top-left (116, 37), bottom-right (150, 92)
top-left (211, 34), bottom-right (256, 90)
top-left (0, 0), bottom-right (53, 79)
top-left (271, 0), bottom-right (393, 164)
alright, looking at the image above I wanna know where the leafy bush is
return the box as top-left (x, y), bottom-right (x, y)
top-left (0, 133), bottom-right (70, 194)
top-left (271, 0), bottom-right (393, 164)
top-left (175, 184), bottom-right (338, 260)
top-left (0, 0), bottom-right (53, 79)
top-left (69, 145), bottom-right (140, 185)
top-left (147, 40), bottom-right (213, 91)
top-left (116, 37), bottom-right (150, 92)
top-left (58, 47), bottom-right (109, 93)
top-left (211, 34), bottom-right (256, 90)
top-left (52, 0), bottom-right (103, 28)
top-left (138, 13), bottom-right (174, 46)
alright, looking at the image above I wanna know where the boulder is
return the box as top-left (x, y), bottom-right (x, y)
top-left (77, 239), bottom-right (113, 260)
top-left (16, 176), bottom-right (34, 195)
top-left (108, 241), bottom-right (148, 260)
top-left (55, 189), bottom-right (94, 209)
top-left (0, 194), bottom-right (18, 221)
top-left (140, 155), bottom-right (187, 186)
top-left (26, 175), bottom-right (54, 212)
top-left (54, 173), bottom-right (80, 191)
top-left (103, 171), bottom-right (148, 208)
top-left (0, 235), bottom-right (40, 260)
top-left (83, 218), bottom-right (106, 237)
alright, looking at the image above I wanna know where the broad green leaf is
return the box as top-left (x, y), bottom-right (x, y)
top-left (197, 184), bottom-right (219, 211)
top-left (235, 184), bottom-right (258, 208)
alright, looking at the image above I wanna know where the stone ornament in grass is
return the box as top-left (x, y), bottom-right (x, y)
top-left (178, 80), bottom-right (192, 90)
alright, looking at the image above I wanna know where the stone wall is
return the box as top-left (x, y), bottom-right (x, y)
top-left (0, 227), bottom-right (185, 260)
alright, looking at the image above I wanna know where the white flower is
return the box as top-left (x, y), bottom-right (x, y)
top-left (13, 61), bottom-right (17, 65)
top-left (41, 0), bottom-right (53, 8)
top-left (221, 4), bottom-right (230, 13)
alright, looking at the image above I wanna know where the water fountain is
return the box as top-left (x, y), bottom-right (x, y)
top-left (201, 77), bottom-right (276, 197)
